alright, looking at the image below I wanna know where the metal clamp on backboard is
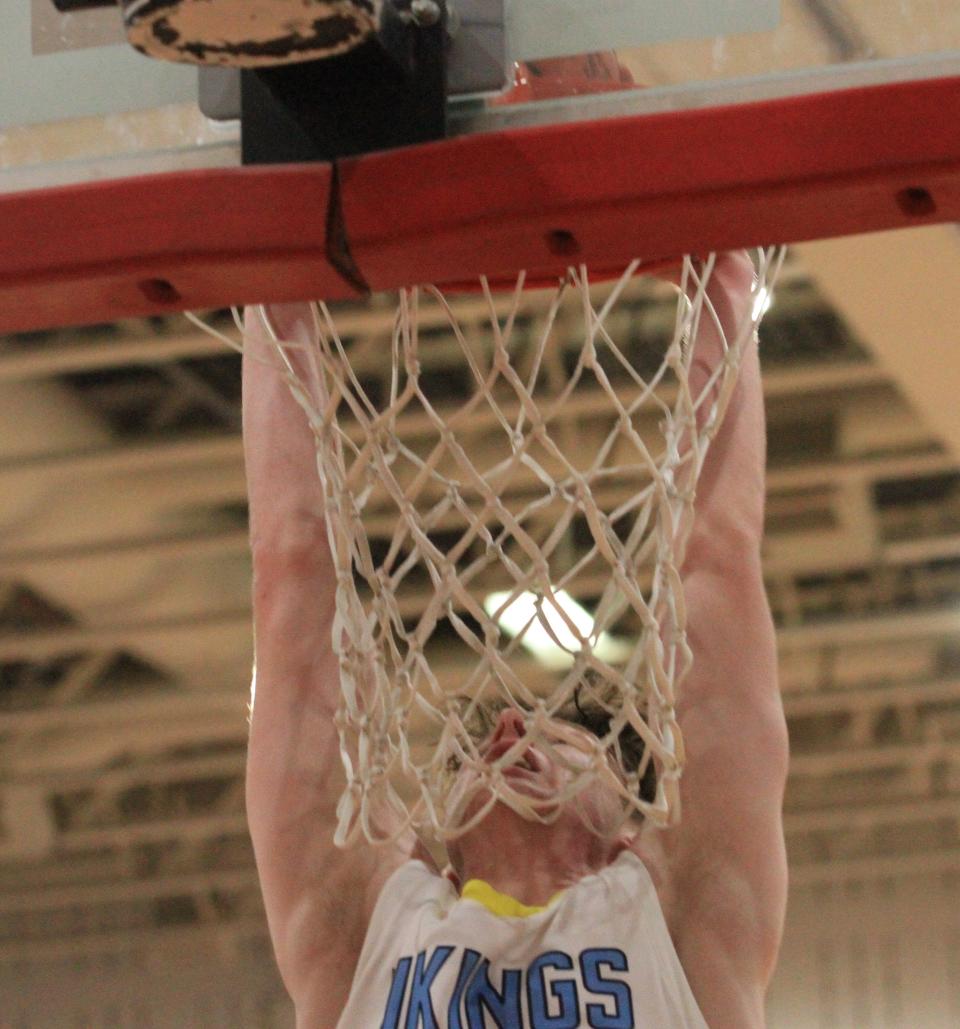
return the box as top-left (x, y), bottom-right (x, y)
top-left (48, 0), bottom-right (112, 10)
top-left (45, 0), bottom-right (507, 163)
top-left (111, 0), bottom-right (454, 161)
top-left (199, 0), bottom-right (507, 147)
top-left (241, 1), bottom-right (451, 164)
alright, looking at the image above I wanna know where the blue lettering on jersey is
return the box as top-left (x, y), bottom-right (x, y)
top-left (406, 947), bottom-right (454, 1029)
top-left (381, 956), bottom-right (412, 1029)
top-left (580, 949), bottom-right (634, 1029)
top-left (448, 949), bottom-right (483, 1029)
top-left (464, 958), bottom-right (522, 1028)
top-left (378, 945), bottom-right (634, 1028)
top-left (527, 951), bottom-right (579, 1029)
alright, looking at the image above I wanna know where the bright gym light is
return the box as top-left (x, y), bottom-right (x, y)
top-left (752, 285), bottom-right (774, 321)
top-left (483, 589), bottom-right (632, 671)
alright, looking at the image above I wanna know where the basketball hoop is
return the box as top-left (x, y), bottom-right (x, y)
top-left (191, 247), bottom-right (785, 849)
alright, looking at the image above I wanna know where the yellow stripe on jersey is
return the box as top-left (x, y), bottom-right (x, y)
top-left (461, 878), bottom-right (565, 918)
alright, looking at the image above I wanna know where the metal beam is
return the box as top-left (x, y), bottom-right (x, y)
top-left (0, 607), bottom-right (251, 663)
top-left (790, 741), bottom-right (960, 777)
top-left (783, 677), bottom-right (960, 716)
top-left (784, 794), bottom-right (960, 833)
top-left (0, 916), bottom-right (269, 964)
top-left (790, 846), bottom-right (960, 886)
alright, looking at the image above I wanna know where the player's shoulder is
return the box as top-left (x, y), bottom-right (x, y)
top-left (282, 836), bottom-right (424, 1023)
top-left (622, 834), bottom-right (672, 905)
top-left (629, 831), bottom-right (775, 1028)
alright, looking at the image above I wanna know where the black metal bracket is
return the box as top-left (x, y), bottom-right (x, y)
top-left (49, 0), bottom-right (114, 11)
top-left (241, 0), bottom-right (449, 165)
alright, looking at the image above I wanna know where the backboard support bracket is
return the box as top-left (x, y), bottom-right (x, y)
top-left (241, 1), bottom-right (449, 164)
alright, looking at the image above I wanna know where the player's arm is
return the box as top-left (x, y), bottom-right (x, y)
top-left (242, 305), bottom-right (420, 1020)
top-left (648, 253), bottom-right (789, 1027)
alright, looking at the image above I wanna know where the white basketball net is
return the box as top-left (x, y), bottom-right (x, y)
top-left (194, 248), bottom-right (783, 850)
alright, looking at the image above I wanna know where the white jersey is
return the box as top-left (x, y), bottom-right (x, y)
top-left (337, 849), bottom-right (708, 1028)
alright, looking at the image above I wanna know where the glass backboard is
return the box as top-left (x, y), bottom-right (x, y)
top-left (2, 0), bottom-right (958, 194)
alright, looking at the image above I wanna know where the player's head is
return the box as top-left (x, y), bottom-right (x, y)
top-left (444, 676), bottom-right (656, 873)
top-left (449, 674), bottom-right (657, 804)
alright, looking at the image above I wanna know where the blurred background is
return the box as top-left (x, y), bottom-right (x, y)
top-left (0, 227), bottom-right (959, 1026)
top-left (3, 0), bottom-right (960, 1024)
